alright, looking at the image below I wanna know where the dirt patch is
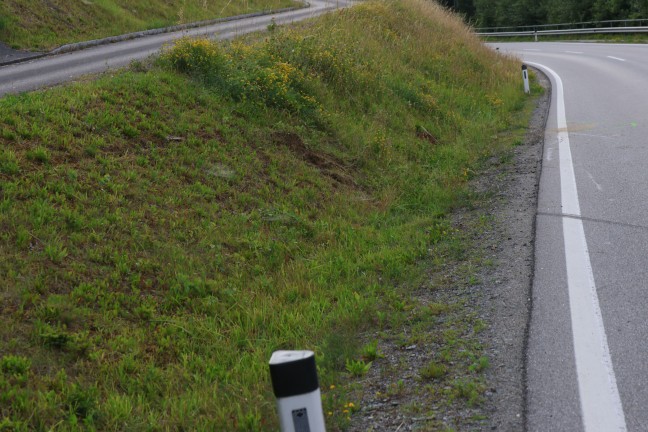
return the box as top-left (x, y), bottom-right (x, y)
top-left (415, 125), bottom-right (439, 145)
top-left (346, 70), bottom-right (550, 431)
top-left (271, 131), bottom-right (356, 186)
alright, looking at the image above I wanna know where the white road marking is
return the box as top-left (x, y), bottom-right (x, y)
top-left (526, 62), bottom-right (627, 432)
top-left (566, 51), bottom-right (584, 54)
top-left (607, 56), bottom-right (626, 62)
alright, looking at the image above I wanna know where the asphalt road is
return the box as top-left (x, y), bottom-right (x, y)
top-left (494, 42), bottom-right (648, 431)
top-left (0, 0), bottom-right (348, 96)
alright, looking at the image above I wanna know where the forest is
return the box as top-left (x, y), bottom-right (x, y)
top-left (438, 0), bottom-right (648, 28)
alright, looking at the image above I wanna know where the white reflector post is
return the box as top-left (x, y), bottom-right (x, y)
top-left (269, 350), bottom-right (326, 432)
top-left (522, 64), bottom-right (530, 94)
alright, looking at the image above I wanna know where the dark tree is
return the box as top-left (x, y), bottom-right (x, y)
top-left (446, 0), bottom-right (647, 27)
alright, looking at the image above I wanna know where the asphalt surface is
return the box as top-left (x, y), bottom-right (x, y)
top-left (0, 0), bottom-right (349, 96)
top-left (0, 43), bottom-right (42, 64)
top-left (494, 42), bottom-right (648, 432)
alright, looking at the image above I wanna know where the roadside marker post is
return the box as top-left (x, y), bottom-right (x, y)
top-left (269, 350), bottom-right (326, 432)
top-left (522, 65), bottom-right (530, 94)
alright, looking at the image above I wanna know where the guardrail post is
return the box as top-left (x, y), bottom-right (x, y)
top-left (522, 65), bottom-right (530, 94)
top-left (269, 350), bottom-right (326, 432)
top-left (534, 30), bottom-right (538, 42)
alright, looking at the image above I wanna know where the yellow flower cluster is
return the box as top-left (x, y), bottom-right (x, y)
top-left (163, 38), bottom-right (222, 73)
top-left (163, 36), bottom-right (322, 116)
top-left (255, 61), bottom-right (301, 99)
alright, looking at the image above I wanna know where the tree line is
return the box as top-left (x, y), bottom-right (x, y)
top-left (436, 0), bottom-right (648, 28)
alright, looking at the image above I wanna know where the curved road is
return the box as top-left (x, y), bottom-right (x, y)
top-left (0, 0), bottom-right (348, 96)
top-left (496, 42), bottom-right (648, 431)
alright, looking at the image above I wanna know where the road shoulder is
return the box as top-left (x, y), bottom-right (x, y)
top-left (478, 68), bottom-right (549, 430)
top-left (347, 70), bottom-right (550, 431)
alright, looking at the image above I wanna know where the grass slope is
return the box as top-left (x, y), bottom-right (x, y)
top-left (0, 0), bottom-right (530, 429)
top-left (0, 0), bottom-right (296, 51)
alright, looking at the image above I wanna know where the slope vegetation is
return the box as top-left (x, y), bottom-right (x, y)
top-left (0, 0), bottom-right (295, 50)
top-left (0, 0), bottom-right (530, 429)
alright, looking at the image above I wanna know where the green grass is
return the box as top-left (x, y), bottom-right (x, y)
top-left (0, 0), bottom-right (297, 51)
top-left (0, 0), bottom-right (536, 429)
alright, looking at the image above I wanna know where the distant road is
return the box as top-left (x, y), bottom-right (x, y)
top-left (0, 0), bottom-right (348, 96)
top-left (495, 42), bottom-right (648, 432)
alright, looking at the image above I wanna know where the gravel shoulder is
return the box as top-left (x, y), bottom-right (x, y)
top-left (347, 70), bottom-right (551, 431)
top-left (477, 68), bottom-right (549, 431)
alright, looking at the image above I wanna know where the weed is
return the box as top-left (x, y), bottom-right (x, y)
top-left (386, 379), bottom-right (406, 397)
top-left (420, 361), bottom-right (447, 380)
top-left (469, 356), bottom-right (490, 373)
top-left (451, 379), bottom-right (484, 406)
top-left (360, 340), bottom-right (382, 361)
top-left (267, 18), bottom-right (278, 32)
top-left (0, 150), bottom-right (19, 175)
top-left (428, 302), bottom-right (449, 316)
top-left (65, 383), bottom-right (98, 420)
top-left (346, 359), bottom-right (372, 377)
top-left (1, 355), bottom-right (31, 378)
top-left (44, 239), bottom-right (68, 263)
top-left (25, 147), bottom-right (49, 164)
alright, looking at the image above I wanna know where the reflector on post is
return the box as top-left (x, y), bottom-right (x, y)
top-left (269, 350), bottom-right (326, 432)
top-left (522, 64), bottom-right (530, 94)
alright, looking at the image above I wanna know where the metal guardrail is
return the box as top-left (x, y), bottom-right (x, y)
top-left (475, 18), bottom-right (648, 38)
top-left (476, 26), bottom-right (648, 38)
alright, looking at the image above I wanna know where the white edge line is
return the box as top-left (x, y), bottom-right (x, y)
top-left (607, 56), bottom-right (626, 62)
top-left (526, 61), bottom-right (627, 432)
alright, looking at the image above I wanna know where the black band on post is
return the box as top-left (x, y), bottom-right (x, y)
top-left (269, 351), bottom-right (319, 399)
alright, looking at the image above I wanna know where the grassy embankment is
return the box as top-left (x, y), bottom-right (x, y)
top-left (0, 0), bottom-right (296, 51)
top-left (0, 0), bottom-right (536, 429)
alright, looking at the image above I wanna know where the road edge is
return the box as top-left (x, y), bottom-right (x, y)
top-left (480, 67), bottom-right (550, 431)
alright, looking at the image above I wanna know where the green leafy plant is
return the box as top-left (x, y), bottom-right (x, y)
top-left (1, 355), bottom-right (31, 378)
top-left (469, 356), bottom-right (490, 373)
top-left (25, 147), bottom-right (49, 164)
top-left (345, 359), bottom-right (372, 377)
top-left (420, 361), bottom-right (447, 380)
top-left (360, 340), bottom-right (382, 361)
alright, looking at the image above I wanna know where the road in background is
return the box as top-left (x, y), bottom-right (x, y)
top-left (0, 0), bottom-right (348, 96)
top-left (494, 42), bottom-right (648, 431)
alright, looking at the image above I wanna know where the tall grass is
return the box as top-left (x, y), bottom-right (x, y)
top-left (0, 0), bottom-right (528, 429)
